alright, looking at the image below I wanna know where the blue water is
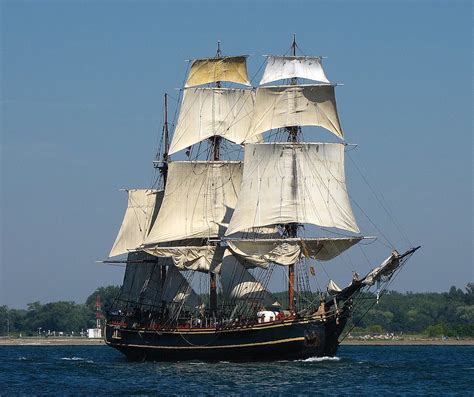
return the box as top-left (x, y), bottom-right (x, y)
top-left (0, 345), bottom-right (472, 395)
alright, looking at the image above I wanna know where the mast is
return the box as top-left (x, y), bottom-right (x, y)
top-left (221, 40), bottom-right (364, 316)
top-left (209, 130), bottom-right (219, 317)
top-left (211, 41), bottom-right (222, 162)
top-left (209, 41), bottom-right (222, 318)
top-left (160, 93), bottom-right (170, 186)
top-left (146, 44), bottom-right (253, 321)
top-left (286, 34), bottom-right (299, 312)
top-left (160, 93), bottom-right (170, 297)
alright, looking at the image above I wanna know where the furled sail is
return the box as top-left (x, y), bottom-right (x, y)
top-left (245, 84), bottom-right (343, 140)
top-left (145, 161), bottom-right (243, 243)
top-left (260, 56), bottom-right (330, 85)
top-left (327, 279), bottom-right (342, 295)
top-left (185, 56), bottom-right (250, 87)
top-left (226, 143), bottom-right (359, 235)
top-left (227, 237), bottom-right (362, 267)
top-left (144, 246), bottom-right (225, 274)
top-left (162, 266), bottom-right (202, 309)
top-left (169, 88), bottom-right (257, 155)
top-left (220, 251), bottom-right (280, 308)
top-left (363, 250), bottom-right (401, 286)
top-left (109, 189), bottom-right (163, 257)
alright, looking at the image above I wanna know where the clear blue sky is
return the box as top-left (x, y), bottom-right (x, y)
top-left (1, 0), bottom-right (472, 308)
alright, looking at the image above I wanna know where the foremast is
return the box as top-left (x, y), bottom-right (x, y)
top-left (142, 42), bottom-right (256, 322)
top-left (158, 93), bottom-right (170, 296)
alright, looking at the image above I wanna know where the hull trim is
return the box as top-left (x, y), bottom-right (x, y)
top-left (108, 336), bottom-right (305, 350)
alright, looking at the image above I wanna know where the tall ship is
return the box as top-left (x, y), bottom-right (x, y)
top-left (103, 38), bottom-right (419, 361)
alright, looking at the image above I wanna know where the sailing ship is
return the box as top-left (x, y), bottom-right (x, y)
top-left (103, 37), bottom-right (419, 361)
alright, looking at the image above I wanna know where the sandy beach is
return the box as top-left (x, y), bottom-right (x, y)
top-left (341, 338), bottom-right (474, 346)
top-left (0, 338), bottom-right (105, 346)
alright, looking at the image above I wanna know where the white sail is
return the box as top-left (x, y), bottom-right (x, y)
top-left (227, 237), bottom-right (362, 267)
top-left (327, 279), bottom-right (342, 295)
top-left (226, 143), bottom-right (359, 235)
top-left (245, 84), bottom-right (343, 140)
top-left (162, 266), bottom-right (202, 309)
top-left (109, 189), bottom-right (163, 257)
top-left (260, 56), bottom-right (330, 85)
top-left (145, 161), bottom-right (243, 243)
top-left (185, 56), bottom-right (250, 87)
top-left (144, 246), bottom-right (225, 274)
top-left (169, 88), bottom-right (257, 155)
top-left (363, 250), bottom-right (401, 286)
top-left (220, 251), bottom-right (280, 307)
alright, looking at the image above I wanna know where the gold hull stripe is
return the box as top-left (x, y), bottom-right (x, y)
top-left (109, 336), bottom-right (305, 350)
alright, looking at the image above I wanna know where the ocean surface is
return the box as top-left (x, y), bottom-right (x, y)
top-left (0, 345), bottom-right (472, 395)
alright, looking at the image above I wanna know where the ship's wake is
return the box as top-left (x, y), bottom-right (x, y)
top-left (299, 356), bottom-right (341, 362)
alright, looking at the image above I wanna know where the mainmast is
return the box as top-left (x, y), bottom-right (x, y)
top-left (288, 34), bottom-right (299, 142)
top-left (286, 34), bottom-right (299, 312)
top-left (223, 37), bottom-right (362, 318)
top-left (209, 41), bottom-right (222, 318)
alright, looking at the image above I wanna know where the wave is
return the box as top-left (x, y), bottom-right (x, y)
top-left (299, 356), bottom-right (341, 362)
top-left (61, 357), bottom-right (95, 363)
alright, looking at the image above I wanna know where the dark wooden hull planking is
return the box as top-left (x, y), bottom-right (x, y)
top-left (105, 315), bottom-right (349, 362)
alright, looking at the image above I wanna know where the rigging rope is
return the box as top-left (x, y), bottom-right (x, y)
top-left (347, 152), bottom-right (413, 248)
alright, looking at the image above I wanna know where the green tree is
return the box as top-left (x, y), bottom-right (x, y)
top-left (23, 301), bottom-right (94, 334)
top-left (425, 324), bottom-right (445, 337)
top-left (85, 285), bottom-right (121, 314)
top-left (465, 283), bottom-right (474, 305)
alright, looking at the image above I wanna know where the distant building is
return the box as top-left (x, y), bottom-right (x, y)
top-left (87, 328), bottom-right (102, 338)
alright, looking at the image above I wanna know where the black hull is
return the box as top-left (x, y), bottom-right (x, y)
top-left (105, 315), bottom-right (348, 362)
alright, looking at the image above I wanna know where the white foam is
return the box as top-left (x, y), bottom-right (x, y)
top-left (299, 356), bottom-right (341, 362)
top-left (60, 357), bottom-right (85, 361)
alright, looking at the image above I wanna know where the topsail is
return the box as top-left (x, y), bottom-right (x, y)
top-left (169, 88), bottom-right (257, 155)
top-left (245, 84), bottom-right (343, 141)
top-left (185, 56), bottom-right (250, 87)
top-left (260, 56), bottom-right (330, 85)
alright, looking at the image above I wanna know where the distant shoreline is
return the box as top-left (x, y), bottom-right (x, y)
top-left (341, 339), bottom-right (474, 346)
top-left (0, 337), bottom-right (473, 346)
top-left (0, 338), bottom-right (105, 346)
